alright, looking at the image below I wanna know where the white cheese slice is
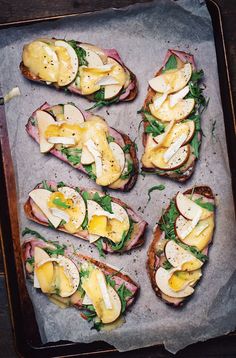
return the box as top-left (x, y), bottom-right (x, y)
top-left (163, 133), bottom-right (187, 163)
top-left (96, 76), bottom-right (119, 86)
top-left (178, 211), bottom-right (202, 239)
top-left (195, 221), bottom-right (209, 236)
top-left (85, 139), bottom-right (103, 178)
top-left (50, 208), bottom-right (70, 223)
top-left (96, 270), bottom-right (112, 309)
top-left (47, 136), bottom-right (75, 145)
top-left (82, 293), bottom-right (93, 305)
top-left (169, 86), bottom-right (190, 108)
top-left (34, 271), bottom-right (41, 288)
top-left (153, 92), bottom-right (168, 110)
top-left (88, 233), bottom-right (101, 243)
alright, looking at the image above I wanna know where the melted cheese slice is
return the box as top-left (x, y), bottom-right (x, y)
top-left (79, 58), bottom-right (126, 95)
top-left (23, 40), bottom-right (59, 82)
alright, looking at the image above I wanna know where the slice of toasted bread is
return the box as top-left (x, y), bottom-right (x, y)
top-left (147, 186), bottom-right (215, 307)
top-left (141, 49), bottom-right (205, 182)
top-left (20, 39), bottom-right (138, 105)
top-left (26, 102), bottom-right (138, 191)
top-left (24, 180), bottom-right (148, 254)
top-left (22, 232), bottom-right (139, 326)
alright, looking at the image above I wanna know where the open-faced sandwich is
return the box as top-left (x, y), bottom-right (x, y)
top-left (141, 49), bottom-right (207, 181)
top-left (20, 38), bottom-right (137, 108)
top-left (22, 228), bottom-right (139, 330)
top-left (147, 186), bottom-right (215, 306)
top-left (24, 180), bottom-right (147, 256)
top-left (26, 102), bottom-right (138, 191)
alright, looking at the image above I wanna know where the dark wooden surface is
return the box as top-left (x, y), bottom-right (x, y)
top-left (0, 1), bottom-right (235, 357)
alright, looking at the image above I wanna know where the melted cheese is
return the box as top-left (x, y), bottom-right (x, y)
top-left (79, 58), bottom-right (126, 95)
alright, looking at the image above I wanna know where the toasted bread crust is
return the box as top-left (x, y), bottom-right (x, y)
top-left (24, 183), bottom-right (147, 253)
top-left (147, 186), bottom-right (214, 307)
top-left (141, 50), bottom-right (201, 182)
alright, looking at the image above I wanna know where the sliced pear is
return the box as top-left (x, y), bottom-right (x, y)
top-left (163, 133), bottom-right (187, 162)
top-left (177, 216), bottom-right (214, 250)
top-left (34, 247), bottom-right (50, 288)
top-left (169, 85), bottom-right (189, 108)
top-left (149, 97), bottom-right (195, 122)
top-left (153, 92), bottom-right (168, 110)
top-left (81, 145), bottom-right (95, 165)
top-left (85, 139), bottom-right (103, 177)
top-left (186, 193), bottom-right (214, 220)
top-left (176, 192), bottom-right (202, 220)
top-left (185, 120), bottom-right (195, 143)
top-left (155, 267), bottom-right (194, 298)
top-left (104, 84), bottom-right (122, 99)
top-left (29, 189), bottom-right (62, 228)
top-left (36, 110), bottom-right (55, 153)
top-left (79, 43), bottom-right (107, 63)
top-left (168, 269), bottom-right (202, 292)
top-left (22, 40), bottom-right (59, 82)
top-left (55, 255), bottom-right (80, 297)
top-left (84, 49), bottom-right (104, 67)
top-left (55, 40), bottom-right (79, 86)
top-left (164, 240), bottom-right (203, 270)
top-left (153, 119), bottom-right (175, 147)
top-left (149, 63), bottom-right (192, 94)
top-left (109, 142), bottom-right (125, 172)
top-left (151, 145), bottom-right (190, 170)
top-left (163, 121), bottom-right (193, 147)
top-left (64, 104), bottom-right (85, 123)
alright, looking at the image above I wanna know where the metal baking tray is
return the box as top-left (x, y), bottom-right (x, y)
top-left (0, 1), bottom-right (235, 357)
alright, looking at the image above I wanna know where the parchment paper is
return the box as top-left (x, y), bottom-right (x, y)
top-left (0, 0), bottom-right (235, 353)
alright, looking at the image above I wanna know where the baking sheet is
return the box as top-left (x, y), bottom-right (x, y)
top-left (0, 0), bottom-right (235, 354)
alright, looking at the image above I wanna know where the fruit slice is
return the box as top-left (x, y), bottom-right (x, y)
top-left (81, 145), bottom-right (95, 165)
top-left (177, 216), bottom-right (214, 250)
top-left (163, 120), bottom-right (195, 147)
top-left (109, 142), bottom-right (125, 173)
top-left (155, 267), bottom-right (194, 298)
top-left (84, 49), bottom-right (104, 67)
top-left (149, 97), bottom-right (195, 122)
top-left (29, 189), bottom-right (62, 228)
top-left (104, 84), bottom-right (122, 100)
top-left (153, 120), bottom-right (175, 147)
top-left (149, 63), bottom-right (192, 94)
top-left (55, 40), bottom-right (79, 86)
top-left (79, 43), bottom-right (107, 64)
top-left (151, 145), bottom-right (190, 170)
top-left (175, 192), bottom-right (202, 220)
top-left (186, 193), bottom-right (214, 220)
top-left (163, 133), bottom-right (187, 162)
top-left (169, 85), bottom-right (189, 108)
top-left (35, 260), bottom-right (54, 293)
top-left (64, 104), bottom-right (85, 123)
top-left (36, 110), bottom-right (55, 153)
top-left (22, 40), bottom-right (59, 82)
top-left (164, 240), bottom-right (203, 270)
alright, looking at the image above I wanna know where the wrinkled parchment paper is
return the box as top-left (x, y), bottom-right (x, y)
top-left (0, 0), bottom-right (235, 353)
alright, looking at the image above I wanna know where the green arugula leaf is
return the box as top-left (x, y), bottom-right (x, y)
top-left (82, 310), bottom-right (97, 322)
top-left (211, 120), bottom-right (216, 137)
top-left (162, 260), bottom-right (173, 270)
top-left (67, 40), bottom-right (88, 66)
top-left (147, 185), bottom-right (165, 202)
top-left (94, 87), bottom-right (105, 101)
top-left (81, 212), bottom-right (88, 230)
top-left (92, 192), bottom-right (113, 213)
top-left (194, 198), bottom-right (214, 212)
top-left (190, 131), bottom-right (201, 158)
top-left (60, 219), bottom-right (67, 226)
top-left (30, 116), bottom-right (36, 126)
top-left (42, 180), bottom-right (53, 192)
top-left (122, 143), bottom-right (131, 153)
top-left (57, 181), bottom-right (66, 188)
top-left (107, 135), bottom-right (115, 143)
top-left (190, 69), bottom-right (204, 82)
top-left (53, 197), bottom-right (71, 209)
top-left (142, 111), bottom-right (165, 137)
top-left (177, 241), bottom-right (208, 262)
top-left (120, 161), bottom-right (134, 180)
top-left (162, 55), bottom-right (177, 73)
top-left (79, 268), bottom-right (91, 279)
top-left (26, 257), bottom-right (35, 265)
top-left (22, 227), bottom-right (46, 241)
top-left (105, 275), bottom-right (116, 288)
top-left (95, 238), bottom-right (106, 258)
top-left (61, 147), bottom-right (82, 166)
top-left (91, 321), bottom-right (103, 331)
top-left (117, 283), bottom-right (132, 313)
top-left (83, 164), bottom-right (97, 180)
top-left (44, 242), bottom-right (66, 256)
top-left (81, 190), bottom-right (90, 201)
top-left (110, 219), bottom-right (134, 251)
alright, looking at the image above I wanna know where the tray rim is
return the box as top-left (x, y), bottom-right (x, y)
top-left (0, 0), bottom-right (235, 357)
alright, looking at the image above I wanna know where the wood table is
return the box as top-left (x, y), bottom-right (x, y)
top-left (0, 1), bottom-right (235, 357)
